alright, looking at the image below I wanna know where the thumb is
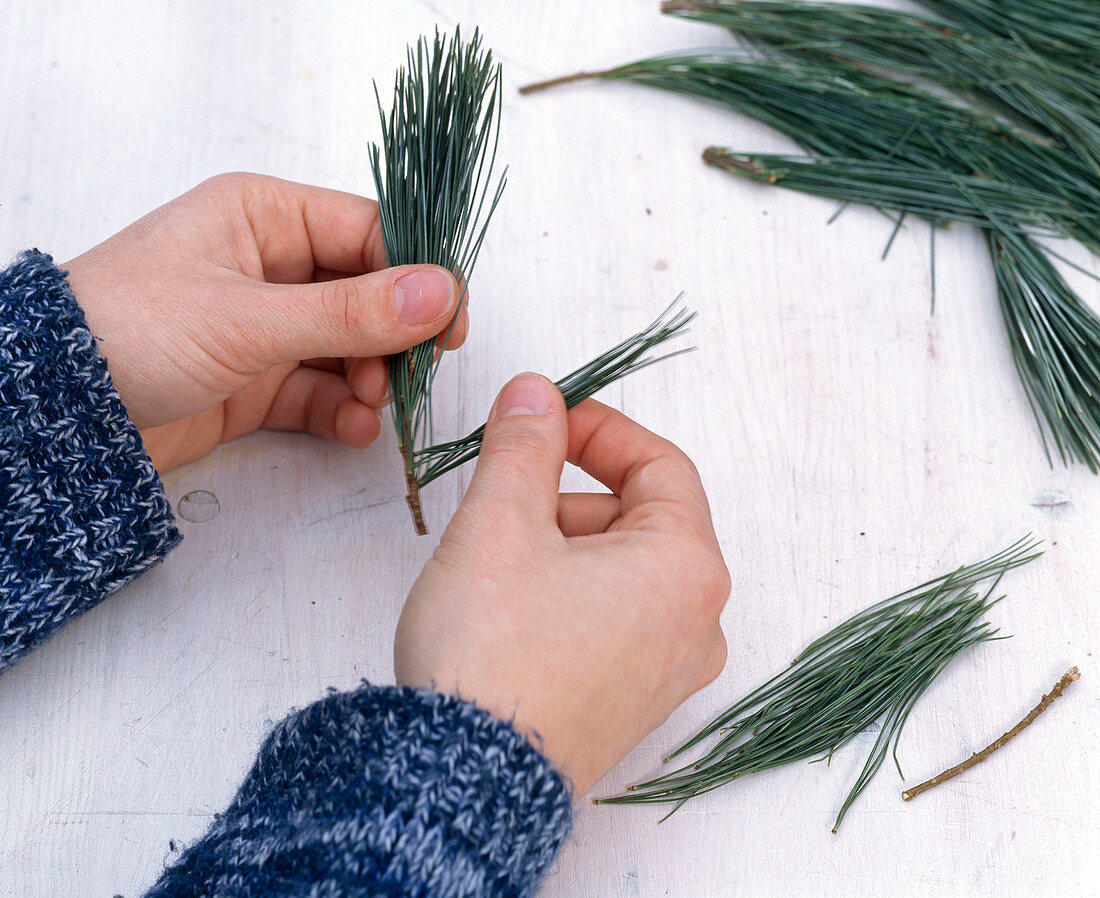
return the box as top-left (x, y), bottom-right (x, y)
top-left (459, 373), bottom-right (568, 529)
top-left (253, 264), bottom-right (459, 362)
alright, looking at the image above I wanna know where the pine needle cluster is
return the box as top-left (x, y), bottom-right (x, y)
top-left (371, 29), bottom-right (695, 532)
top-left (415, 301), bottom-right (696, 485)
top-left (521, 0), bottom-right (1100, 470)
top-left (370, 27), bottom-right (506, 531)
top-left (598, 537), bottom-right (1042, 831)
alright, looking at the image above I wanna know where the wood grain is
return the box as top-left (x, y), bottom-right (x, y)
top-left (0, 2), bottom-right (1096, 896)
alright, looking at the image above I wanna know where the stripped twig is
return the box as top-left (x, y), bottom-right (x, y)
top-left (902, 666), bottom-right (1081, 801)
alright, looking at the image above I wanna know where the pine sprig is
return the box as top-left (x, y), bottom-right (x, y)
top-left (598, 537), bottom-right (1043, 832)
top-left (370, 27), bottom-right (506, 532)
top-left (414, 300), bottom-right (696, 485)
top-left (702, 150), bottom-right (1095, 237)
top-left (550, 50), bottom-right (1100, 235)
top-left (372, 30), bottom-right (698, 531)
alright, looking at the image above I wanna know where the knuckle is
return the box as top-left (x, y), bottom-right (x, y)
top-left (656, 441), bottom-right (701, 484)
top-left (675, 445), bottom-right (703, 482)
top-left (197, 171), bottom-right (257, 197)
top-left (701, 633), bottom-right (728, 686)
top-left (486, 428), bottom-right (554, 469)
top-left (673, 542), bottom-right (729, 607)
top-left (318, 279), bottom-right (366, 337)
top-left (705, 557), bottom-right (732, 613)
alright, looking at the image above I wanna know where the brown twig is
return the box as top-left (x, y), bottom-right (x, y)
top-left (398, 353), bottom-right (428, 536)
top-left (702, 148), bottom-right (785, 183)
top-left (902, 666), bottom-right (1080, 802)
top-left (404, 469), bottom-right (427, 536)
top-left (518, 70), bottom-right (611, 95)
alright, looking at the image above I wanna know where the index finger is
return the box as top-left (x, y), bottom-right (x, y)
top-left (565, 399), bottom-right (713, 529)
top-left (232, 175), bottom-right (388, 283)
top-left (246, 178), bottom-right (472, 350)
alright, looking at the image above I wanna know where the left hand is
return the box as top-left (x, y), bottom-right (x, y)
top-left (65, 172), bottom-right (466, 472)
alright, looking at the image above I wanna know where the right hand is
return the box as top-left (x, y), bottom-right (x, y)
top-left (394, 373), bottom-right (730, 797)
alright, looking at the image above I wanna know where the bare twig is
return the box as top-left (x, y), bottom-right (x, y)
top-left (519, 70), bottom-right (611, 94)
top-left (902, 666), bottom-right (1080, 802)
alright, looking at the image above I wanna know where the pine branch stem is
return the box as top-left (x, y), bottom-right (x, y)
top-left (403, 463), bottom-right (427, 536)
top-left (902, 666), bottom-right (1080, 802)
top-left (397, 352), bottom-right (427, 534)
top-left (519, 70), bottom-right (610, 94)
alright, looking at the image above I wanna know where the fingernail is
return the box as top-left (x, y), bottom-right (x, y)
top-left (497, 373), bottom-right (553, 418)
top-left (394, 269), bottom-right (453, 324)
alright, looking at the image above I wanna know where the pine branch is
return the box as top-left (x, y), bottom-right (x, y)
top-left (662, 1), bottom-right (1100, 173)
top-left (561, 51), bottom-right (1100, 244)
top-left (699, 148), bottom-right (1100, 468)
top-left (519, 16), bottom-right (1100, 470)
top-left (701, 149), bottom-right (1095, 236)
top-left (902, 666), bottom-right (1080, 802)
top-left (597, 537), bottom-right (1043, 832)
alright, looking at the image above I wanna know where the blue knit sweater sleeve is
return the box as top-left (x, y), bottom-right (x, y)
top-left (0, 250), bottom-right (181, 674)
top-left (1, 251), bottom-right (573, 896)
top-left (144, 684), bottom-right (574, 897)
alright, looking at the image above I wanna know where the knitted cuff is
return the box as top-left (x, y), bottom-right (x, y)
top-left (147, 684), bottom-right (574, 898)
top-left (0, 250), bottom-right (181, 675)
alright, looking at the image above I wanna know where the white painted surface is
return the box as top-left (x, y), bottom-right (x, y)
top-left (1, 2), bottom-right (1097, 896)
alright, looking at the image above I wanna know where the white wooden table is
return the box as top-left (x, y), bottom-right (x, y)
top-left (2, 2), bottom-right (1097, 895)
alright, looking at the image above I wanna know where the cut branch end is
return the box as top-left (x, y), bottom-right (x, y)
top-left (405, 476), bottom-right (427, 536)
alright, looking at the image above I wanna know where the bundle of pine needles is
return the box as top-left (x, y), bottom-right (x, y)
top-left (599, 536), bottom-right (1042, 831)
top-left (371, 29), bottom-right (696, 532)
top-left (370, 27), bottom-right (506, 532)
top-left (414, 300), bottom-right (696, 484)
top-left (521, 0), bottom-right (1100, 471)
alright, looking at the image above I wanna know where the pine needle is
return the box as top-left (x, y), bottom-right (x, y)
top-left (917, 0), bottom-right (1100, 60)
top-left (597, 537), bottom-right (1043, 832)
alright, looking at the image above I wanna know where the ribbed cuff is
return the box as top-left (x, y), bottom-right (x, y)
top-left (147, 684), bottom-right (574, 898)
top-left (0, 249), bottom-right (181, 675)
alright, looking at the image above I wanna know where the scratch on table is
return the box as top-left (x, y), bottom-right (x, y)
top-left (46, 810), bottom-right (216, 823)
top-left (42, 656), bottom-right (223, 829)
top-left (414, 0), bottom-right (453, 25)
top-left (308, 497), bottom-right (402, 526)
top-left (1030, 491), bottom-right (1073, 518)
top-left (243, 588), bottom-right (267, 610)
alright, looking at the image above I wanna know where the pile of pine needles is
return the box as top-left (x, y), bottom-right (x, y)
top-left (371, 29), bottom-right (695, 532)
top-left (598, 536), bottom-right (1043, 831)
top-left (521, 0), bottom-right (1100, 471)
